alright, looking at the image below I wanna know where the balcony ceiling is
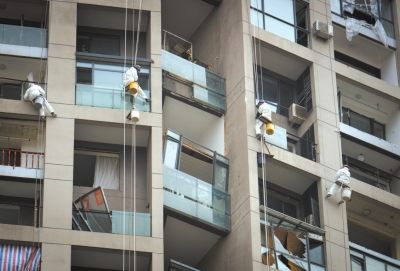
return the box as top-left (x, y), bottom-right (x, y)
top-left (338, 77), bottom-right (399, 122)
top-left (162, 0), bottom-right (215, 40)
top-left (347, 193), bottom-right (400, 237)
top-left (78, 4), bottom-right (149, 32)
top-left (341, 137), bottom-right (399, 174)
top-left (260, 159), bottom-right (318, 194)
top-left (257, 40), bottom-right (309, 81)
top-left (333, 24), bottom-right (394, 69)
top-left (75, 121), bottom-right (150, 147)
top-left (164, 216), bottom-right (220, 268)
top-left (0, 0), bottom-right (46, 23)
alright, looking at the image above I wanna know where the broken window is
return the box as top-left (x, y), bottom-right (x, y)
top-left (250, 0), bottom-right (310, 47)
top-left (331, 0), bottom-right (395, 38)
top-left (260, 217), bottom-right (326, 271)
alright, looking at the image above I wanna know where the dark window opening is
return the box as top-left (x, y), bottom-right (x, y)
top-left (256, 67), bottom-right (312, 116)
top-left (342, 107), bottom-right (385, 139)
top-left (77, 32), bottom-right (121, 56)
top-left (76, 67), bottom-right (93, 84)
top-left (0, 83), bottom-right (21, 100)
top-left (335, 51), bottom-right (381, 78)
top-left (258, 181), bottom-right (320, 227)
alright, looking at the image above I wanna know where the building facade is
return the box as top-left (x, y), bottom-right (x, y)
top-left (0, 0), bottom-right (399, 270)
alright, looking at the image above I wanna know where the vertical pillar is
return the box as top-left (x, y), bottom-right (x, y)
top-left (149, 5), bottom-right (164, 270)
top-left (309, 1), bottom-right (351, 271)
top-left (41, 1), bottom-right (77, 270)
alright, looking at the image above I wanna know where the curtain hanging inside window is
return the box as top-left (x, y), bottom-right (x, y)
top-left (93, 156), bottom-right (119, 190)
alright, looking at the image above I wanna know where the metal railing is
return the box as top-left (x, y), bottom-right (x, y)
top-left (350, 242), bottom-right (400, 271)
top-left (168, 259), bottom-right (201, 271)
top-left (0, 149), bottom-right (44, 169)
top-left (0, 24), bottom-right (47, 48)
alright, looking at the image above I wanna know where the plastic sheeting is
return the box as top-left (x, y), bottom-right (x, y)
top-left (0, 244), bottom-right (41, 271)
top-left (343, 0), bottom-right (388, 47)
top-left (93, 156), bottom-right (119, 190)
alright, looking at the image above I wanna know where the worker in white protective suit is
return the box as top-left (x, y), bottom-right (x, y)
top-left (255, 101), bottom-right (275, 138)
top-left (123, 65), bottom-right (149, 121)
top-left (327, 165), bottom-right (352, 204)
top-left (23, 83), bottom-right (56, 119)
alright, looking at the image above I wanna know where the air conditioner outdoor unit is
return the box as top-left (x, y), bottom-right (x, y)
top-left (313, 20), bottom-right (333, 40)
top-left (289, 103), bottom-right (307, 125)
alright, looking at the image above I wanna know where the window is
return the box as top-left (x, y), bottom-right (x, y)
top-left (256, 68), bottom-right (312, 117)
top-left (74, 150), bottom-right (119, 190)
top-left (335, 51), bottom-right (381, 78)
top-left (0, 83), bottom-right (21, 100)
top-left (77, 32), bottom-right (121, 56)
top-left (250, 0), bottom-right (309, 46)
top-left (331, 0), bottom-right (395, 38)
top-left (342, 107), bottom-right (386, 139)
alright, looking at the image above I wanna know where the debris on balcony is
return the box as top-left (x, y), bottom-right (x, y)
top-left (343, 0), bottom-right (388, 46)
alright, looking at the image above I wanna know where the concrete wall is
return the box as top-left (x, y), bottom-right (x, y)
top-left (387, 110), bottom-right (400, 145)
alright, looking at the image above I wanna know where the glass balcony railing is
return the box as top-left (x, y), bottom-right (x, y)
top-left (76, 84), bottom-right (150, 111)
top-left (75, 61), bottom-right (150, 111)
top-left (168, 259), bottom-right (201, 271)
top-left (350, 243), bottom-right (400, 271)
top-left (161, 49), bottom-right (226, 112)
top-left (0, 24), bottom-right (47, 48)
top-left (163, 165), bottom-right (230, 231)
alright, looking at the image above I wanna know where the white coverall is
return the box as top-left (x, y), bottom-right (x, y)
top-left (255, 102), bottom-right (273, 137)
top-left (327, 166), bottom-right (351, 201)
top-left (23, 84), bottom-right (55, 118)
top-left (123, 67), bottom-right (149, 120)
top-left (123, 67), bottom-right (148, 104)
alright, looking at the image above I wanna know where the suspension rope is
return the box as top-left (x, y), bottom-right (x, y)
top-left (123, 0), bottom-right (129, 269)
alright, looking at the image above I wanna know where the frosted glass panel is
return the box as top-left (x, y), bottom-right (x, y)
top-left (366, 257), bottom-right (385, 271)
top-left (265, 16), bottom-right (295, 42)
top-left (331, 0), bottom-right (341, 13)
top-left (251, 9), bottom-right (264, 28)
top-left (251, 0), bottom-right (262, 8)
top-left (264, 0), bottom-right (294, 24)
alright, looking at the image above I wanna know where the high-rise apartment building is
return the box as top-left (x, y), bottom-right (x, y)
top-left (0, 0), bottom-right (399, 270)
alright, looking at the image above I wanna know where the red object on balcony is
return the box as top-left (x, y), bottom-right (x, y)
top-left (0, 148), bottom-right (44, 169)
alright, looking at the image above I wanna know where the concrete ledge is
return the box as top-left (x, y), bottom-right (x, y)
top-left (0, 224), bottom-right (163, 253)
top-left (334, 61), bottom-right (400, 101)
top-left (0, 165), bottom-right (43, 179)
top-left (351, 177), bottom-right (400, 209)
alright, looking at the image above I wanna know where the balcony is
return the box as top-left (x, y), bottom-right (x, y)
top-left (73, 122), bottom-right (151, 236)
top-left (260, 207), bottom-right (326, 271)
top-left (351, 243), bottom-right (400, 271)
top-left (0, 149), bottom-right (43, 179)
top-left (161, 31), bottom-right (226, 115)
top-left (73, 187), bottom-right (150, 236)
top-left (163, 130), bottom-right (229, 268)
top-left (75, 59), bottom-right (150, 111)
top-left (0, 24), bottom-right (47, 58)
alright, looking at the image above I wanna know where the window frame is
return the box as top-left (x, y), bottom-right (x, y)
top-left (342, 107), bottom-right (386, 139)
top-left (250, 0), bottom-right (310, 46)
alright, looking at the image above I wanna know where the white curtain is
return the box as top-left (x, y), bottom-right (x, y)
top-left (93, 156), bottom-right (119, 190)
